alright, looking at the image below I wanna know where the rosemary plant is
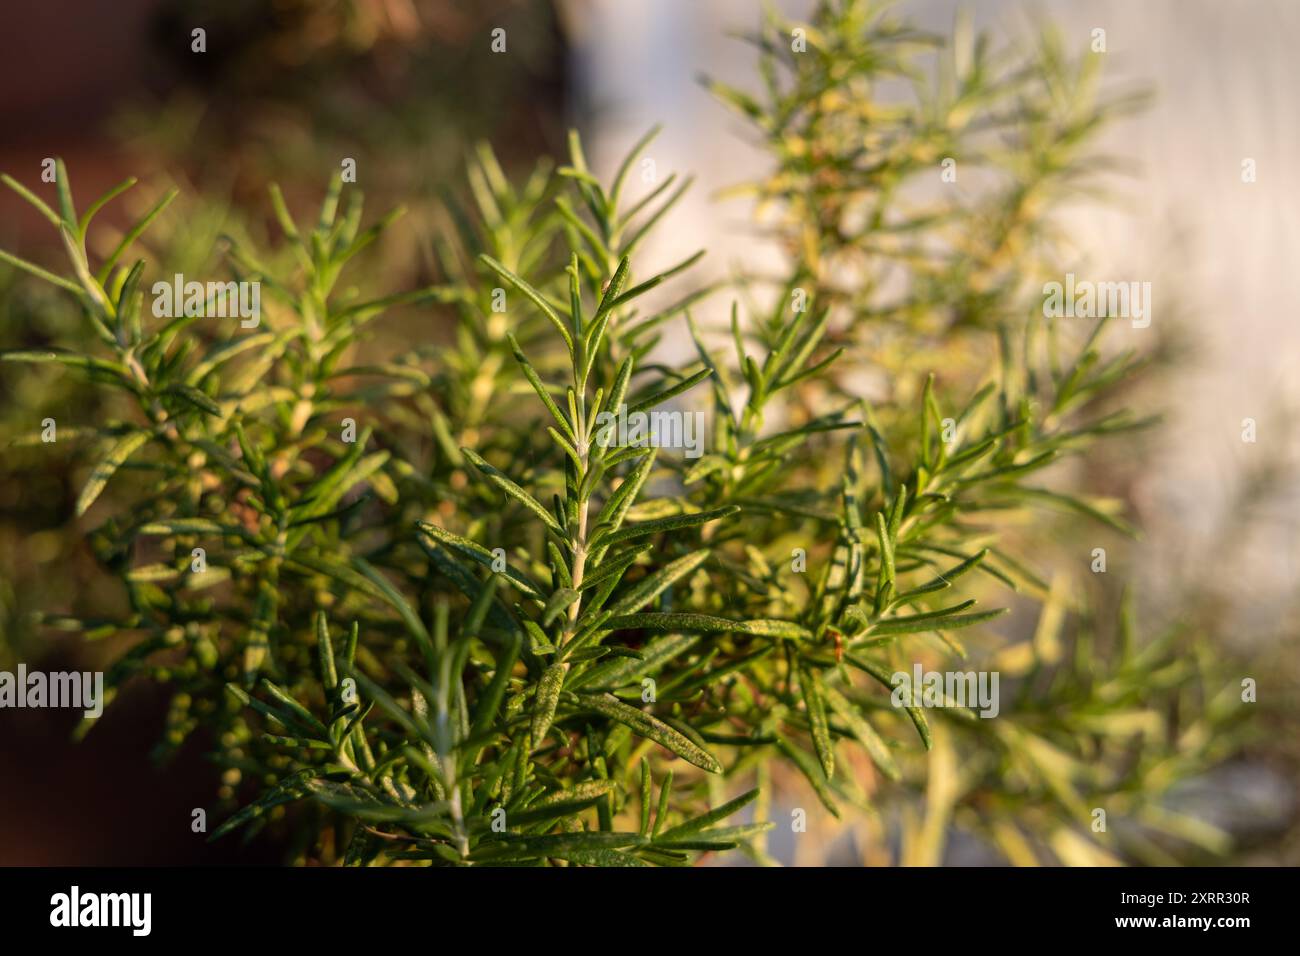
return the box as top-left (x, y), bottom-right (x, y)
top-left (0, 0), bottom-right (1239, 866)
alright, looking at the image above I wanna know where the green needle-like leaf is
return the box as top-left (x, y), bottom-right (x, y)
top-left (462, 448), bottom-right (565, 536)
top-left (479, 253), bottom-right (574, 355)
top-left (531, 662), bottom-right (567, 743)
top-left (800, 663), bottom-right (835, 778)
top-left (577, 693), bottom-right (722, 773)
top-left (76, 430), bottom-right (150, 517)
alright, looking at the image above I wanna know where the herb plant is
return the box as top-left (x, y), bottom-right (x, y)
top-left (0, 0), bottom-right (1240, 866)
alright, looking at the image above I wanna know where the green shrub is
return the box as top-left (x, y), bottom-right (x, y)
top-left (0, 0), bottom-right (1239, 866)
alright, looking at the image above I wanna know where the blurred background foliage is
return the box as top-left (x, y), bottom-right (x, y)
top-left (0, 0), bottom-right (1294, 865)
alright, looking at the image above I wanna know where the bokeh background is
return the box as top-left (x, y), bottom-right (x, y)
top-left (1, 0), bottom-right (1296, 864)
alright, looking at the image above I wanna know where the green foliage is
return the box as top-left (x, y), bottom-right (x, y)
top-left (0, 0), bottom-right (1241, 866)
